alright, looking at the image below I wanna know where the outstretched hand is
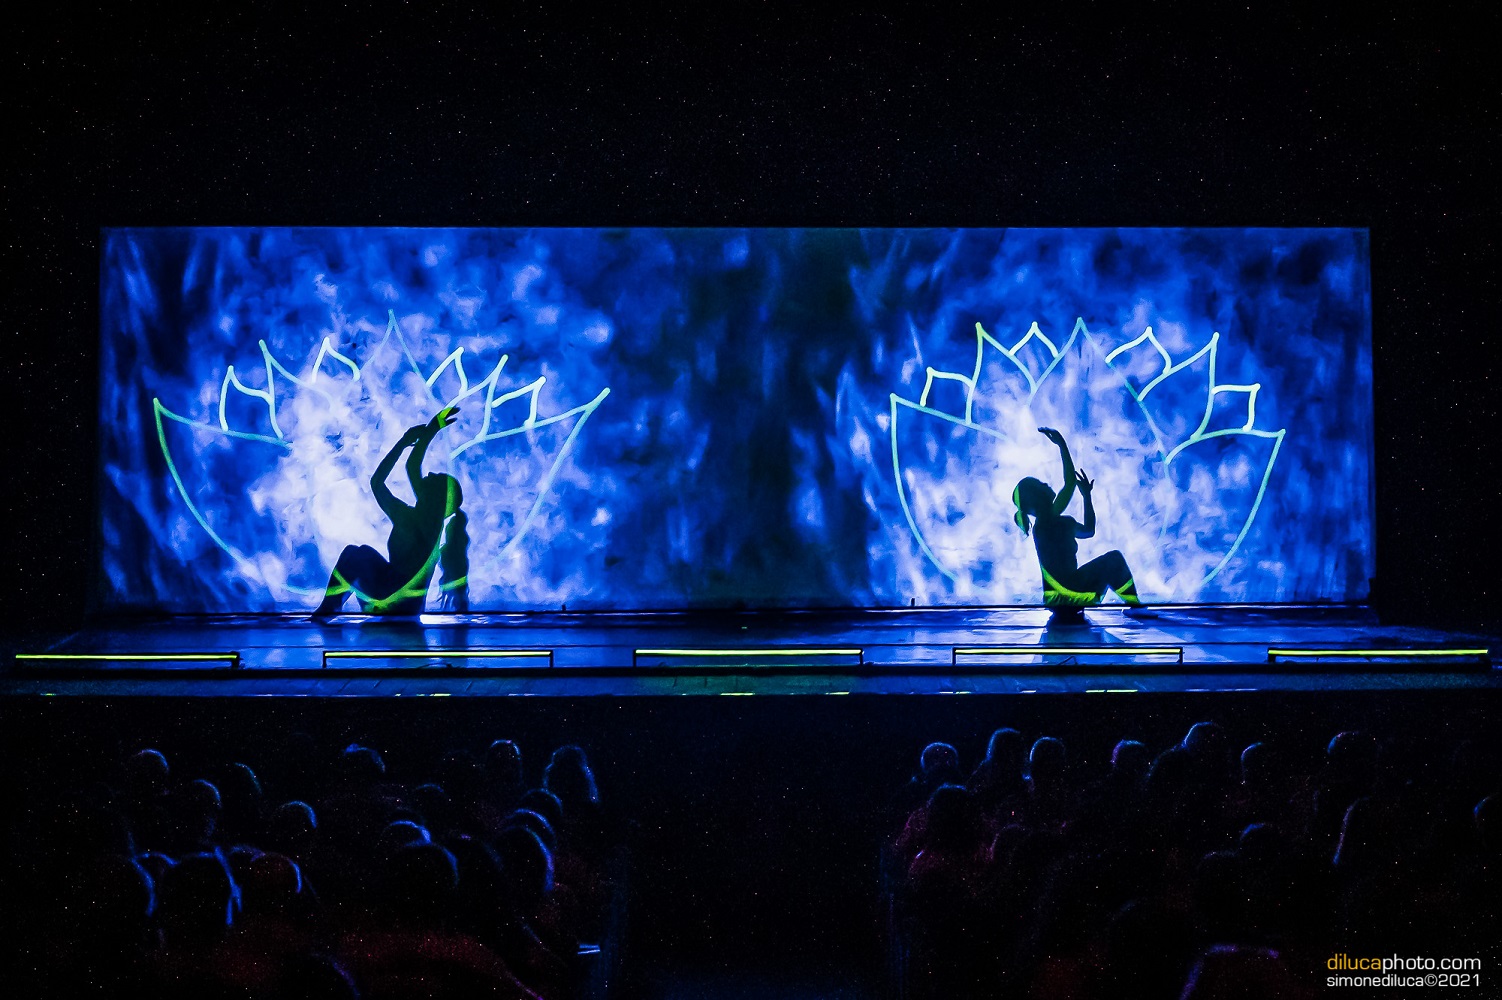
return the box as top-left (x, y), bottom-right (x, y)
top-left (1074, 469), bottom-right (1094, 494)
top-left (410, 406), bottom-right (461, 439)
top-left (1038, 426), bottom-right (1066, 447)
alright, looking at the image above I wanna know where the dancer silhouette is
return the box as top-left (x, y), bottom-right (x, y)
top-left (311, 407), bottom-right (469, 619)
top-left (1013, 427), bottom-right (1142, 612)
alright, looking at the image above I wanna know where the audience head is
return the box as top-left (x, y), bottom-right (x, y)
top-left (376, 819), bottom-right (431, 858)
top-left (1111, 740), bottom-right (1151, 781)
top-left (1334, 796), bottom-right (1391, 870)
top-left (544, 744), bottom-right (600, 810)
top-left (158, 851), bottom-right (239, 948)
top-left (124, 748), bottom-right (170, 797)
top-left (240, 852), bottom-right (303, 916)
top-left (1238, 822), bottom-right (1283, 866)
top-left (495, 824), bottom-right (554, 914)
top-left (1239, 742), bottom-right (1273, 787)
top-left (410, 783), bottom-right (454, 834)
top-left (1147, 745), bottom-right (1193, 801)
top-left (486, 739), bottom-right (524, 789)
top-left (922, 784), bottom-right (982, 853)
top-left (984, 728), bottom-right (1024, 767)
top-left (176, 778), bottom-right (223, 843)
top-left (505, 807), bottom-right (559, 851)
top-left (919, 742), bottom-right (961, 784)
top-left (384, 842), bottom-right (458, 925)
top-left (270, 800), bottom-right (318, 852)
top-left (1027, 737), bottom-right (1067, 787)
top-left (1326, 731), bottom-right (1379, 783)
top-left (519, 787), bottom-right (565, 833)
top-left (336, 744), bottom-right (386, 788)
top-left (1179, 945), bottom-right (1305, 1000)
top-left (217, 762), bottom-right (264, 836)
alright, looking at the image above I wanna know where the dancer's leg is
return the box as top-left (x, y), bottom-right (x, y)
top-left (1074, 550), bottom-right (1142, 606)
top-left (311, 545), bottom-right (387, 619)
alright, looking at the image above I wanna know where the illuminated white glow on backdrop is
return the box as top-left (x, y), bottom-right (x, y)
top-left (99, 228), bottom-right (1373, 611)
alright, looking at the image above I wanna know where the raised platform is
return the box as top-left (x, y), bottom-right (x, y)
top-left (4, 605), bottom-right (1496, 697)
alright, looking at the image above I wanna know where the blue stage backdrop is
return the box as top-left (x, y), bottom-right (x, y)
top-left (99, 228), bottom-right (1373, 612)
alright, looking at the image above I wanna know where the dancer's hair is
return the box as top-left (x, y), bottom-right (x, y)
top-left (1012, 477), bottom-right (1051, 536)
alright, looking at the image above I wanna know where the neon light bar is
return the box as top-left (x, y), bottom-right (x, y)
top-left (322, 649), bottom-right (553, 667)
top-left (953, 645), bottom-right (1183, 664)
top-left (16, 652), bottom-right (240, 666)
top-left (634, 648), bottom-right (864, 668)
top-left (1268, 648), bottom-right (1489, 661)
top-left (637, 648), bottom-right (862, 657)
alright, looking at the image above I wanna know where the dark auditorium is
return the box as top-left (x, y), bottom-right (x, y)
top-left (4, 7), bottom-right (1499, 999)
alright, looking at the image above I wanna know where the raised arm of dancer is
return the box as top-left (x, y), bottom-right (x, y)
top-left (372, 426), bottom-right (421, 520)
top-left (1074, 469), bottom-right (1096, 538)
top-left (405, 406), bottom-right (460, 492)
top-left (1038, 427), bottom-right (1077, 515)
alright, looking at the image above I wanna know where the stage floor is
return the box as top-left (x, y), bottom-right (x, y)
top-left (3, 605), bottom-right (1496, 698)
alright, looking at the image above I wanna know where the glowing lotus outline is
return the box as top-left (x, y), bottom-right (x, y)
top-left (153, 309), bottom-right (609, 599)
top-left (889, 317), bottom-right (1286, 592)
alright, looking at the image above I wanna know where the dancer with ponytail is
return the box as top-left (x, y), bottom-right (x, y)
top-left (312, 406), bottom-right (468, 619)
top-left (1013, 427), bottom-right (1143, 615)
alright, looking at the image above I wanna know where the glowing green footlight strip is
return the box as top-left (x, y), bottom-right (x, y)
top-left (16, 652), bottom-right (241, 667)
top-left (1267, 648), bottom-right (1490, 662)
top-left (954, 645), bottom-right (1183, 664)
top-left (323, 649), bottom-right (553, 667)
top-left (634, 648), bottom-right (864, 667)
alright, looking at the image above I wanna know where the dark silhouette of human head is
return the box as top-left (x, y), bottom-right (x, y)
top-left (495, 825), bottom-right (554, 917)
top-left (1325, 731), bottom-right (1379, 788)
top-left (1011, 476), bottom-right (1055, 533)
top-left (922, 784), bottom-right (982, 854)
top-left (1193, 849), bottom-right (1247, 940)
top-left (1147, 745), bottom-right (1193, 804)
top-left (410, 783), bottom-right (454, 835)
top-left (448, 835), bottom-right (507, 933)
top-left (543, 744), bottom-right (600, 812)
top-left (336, 744), bottom-right (386, 789)
top-left (1179, 945), bottom-right (1307, 1000)
top-left (174, 778), bottom-right (223, 846)
top-left (1027, 737), bottom-right (1067, 792)
top-left (383, 842), bottom-right (458, 926)
top-left (1111, 740), bottom-right (1151, 781)
top-left (1240, 742), bottom-right (1274, 787)
top-left (269, 800), bottom-right (318, 856)
top-left (240, 852), bottom-right (303, 918)
top-left (158, 851), bottom-right (239, 950)
top-left (216, 762), bottom-right (264, 840)
top-left (417, 472), bottom-right (463, 514)
top-left (505, 808), bottom-right (559, 852)
top-left (1238, 822), bottom-right (1284, 866)
top-left (1334, 795), bottom-right (1392, 870)
top-left (1183, 721), bottom-right (1230, 783)
top-left (978, 727), bottom-right (1023, 777)
top-left (124, 748), bottom-right (170, 798)
top-left (518, 788), bottom-right (565, 835)
top-left (377, 820), bottom-right (431, 859)
top-left (485, 739), bottom-right (524, 794)
top-left (919, 742), bottom-right (962, 787)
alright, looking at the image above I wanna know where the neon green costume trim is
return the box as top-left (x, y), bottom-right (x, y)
top-left (1041, 567), bottom-right (1100, 608)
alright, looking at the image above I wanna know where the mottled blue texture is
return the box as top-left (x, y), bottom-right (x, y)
top-left (99, 228), bottom-right (1372, 610)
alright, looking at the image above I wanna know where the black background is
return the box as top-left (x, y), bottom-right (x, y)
top-left (6, 5), bottom-right (1499, 631)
